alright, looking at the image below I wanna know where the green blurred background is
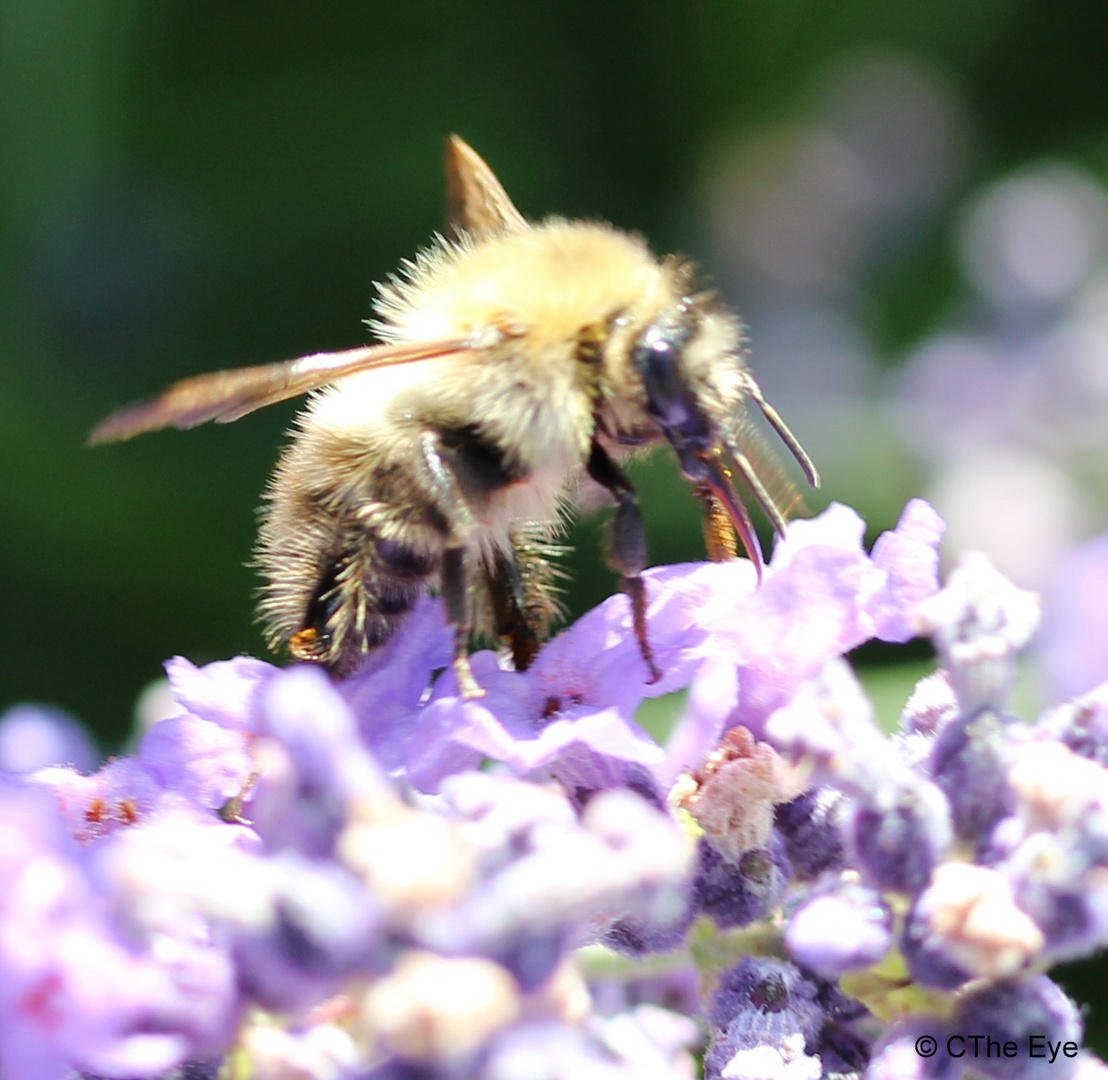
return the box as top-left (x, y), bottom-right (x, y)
top-left (10, 0), bottom-right (1108, 743)
top-left (5, 0), bottom-right (1108, 1047)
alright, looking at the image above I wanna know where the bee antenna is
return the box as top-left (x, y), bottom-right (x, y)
top-left (738, 374), bottom-right (821, 489)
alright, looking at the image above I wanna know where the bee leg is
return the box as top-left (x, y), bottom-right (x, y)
top-left (288, 544), bottom-right (361, 673)
top-left (418, 432), bottom-right (486, 699)
top-left (486, 547), bottom-right (542, 672)
top-left (585, 439), bottom-right (662, 683)
top-left (697, 487), bottom-right (739, 562)
top-left (441, 548), bottom-right (485, 698)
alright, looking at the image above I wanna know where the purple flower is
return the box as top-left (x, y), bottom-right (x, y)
top-left (601, 907), bottom-right (696, 958)
top-left (694, 833), bottom-right (792, 930)
top-left (0, 783), bottom-right (203, 1080)
top-left (232, 855), bottom-right (383, 1012)
top-left (928, 708), bottom-right (1020, 850)
top-left (657, 500), bottom-right (945, 786)
top-left (1038, 532), bottom-right (1108, 701)
top-left (950, 976), bottom-right (1082, 1080)
top-left (654, 656), bottom-right (738, 789)
top-left (248, 664), bottom-right (390, 856)
top-left (900, 669), bottom-right (960, 740)
top-left (766, 660), bottom-right (953, 893)
top-left (1033, 681), bottom-right (1108, 768)
top-left (353, 499), bottom-right (945, 797)
top-left (869, 499), bottom-right (947, 643)
top-left (843, 779), bottom-right (952, 894)
top-left (866, 1018), bottom-right (958, 1080)
top-left (916, 551), bottom-right (1040, 715)
top-left (164, 655), bottom-right (278, 732)
top-left (0, 705), bottom-right (98, 774)
top-left (30, 757), bottom-right (165, 846)
top-left (364, 558), bottom-right (729, 795)
top-left (718, 499), bottom-right (944, 739)
top-left (528, 559), bottom-right (743, 702)
top-left (138, 713), bottom-right (253, 812)
top-left (4, 928), bottom-right (191, 1080)
top-left (704, 959), bottom-right (827, 1080)
top-left (340, 594), bottom-right (454, 770)
top-left (989, 741), bottom-right (1108, 963)
top-left (88, 806), bottom-right (261, 1058)
top-left (785, 879), bottom-right (892, 979)
top-left (400, 651), bottom-right (663, 796)
top-left (357, 582), bottom-right (702, 795)
top-left (411, 776), bottom-right (692, 986)
top-left (773, 789), bottom-right (844, 882)
top-left (8, 490), bottom-right (1108, 1080)
top-left (764, 659), bottom-right (895, 794)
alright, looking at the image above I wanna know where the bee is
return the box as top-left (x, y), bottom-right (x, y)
top-left (91, 137), bottom-right (818, 698)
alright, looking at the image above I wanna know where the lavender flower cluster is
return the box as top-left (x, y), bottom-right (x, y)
top-left (3, 498), bottom-right (1107, 1080)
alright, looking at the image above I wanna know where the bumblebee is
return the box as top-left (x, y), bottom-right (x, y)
top-left (92, 138), bottom-right (818, 697)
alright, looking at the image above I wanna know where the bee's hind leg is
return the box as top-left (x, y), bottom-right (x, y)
top-left (486, 547), bottom-right (543, 672)
top-left (585, 438), bottom-right (662, 683)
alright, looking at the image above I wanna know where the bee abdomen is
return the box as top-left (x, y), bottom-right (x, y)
top-left (377, 538), bottom-right (437, 577)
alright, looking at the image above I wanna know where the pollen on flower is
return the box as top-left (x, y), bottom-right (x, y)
top-left (917, 861), bottom-right (1044, 978)
top-left (1008, 740), bottom-right (1108, 830)
top-left (362, 950), bottom-right (521, 1063)
top-left (84, 797), bottom-right (107, 824)
top-left (239, 1018), bottom-right (360, 1080)
top-left (717, 1033), bottom-right (822, 1080)
top-left (338, 804), bottom-right (476, 910)
top-left (670, 727), bottom-right (785, 860)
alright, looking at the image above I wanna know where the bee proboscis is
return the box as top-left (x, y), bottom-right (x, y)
top-left (92, 137), bottom-right (819, 698)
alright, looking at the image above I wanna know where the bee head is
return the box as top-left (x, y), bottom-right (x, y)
top-left (630, 296), bottom-right (777, 573)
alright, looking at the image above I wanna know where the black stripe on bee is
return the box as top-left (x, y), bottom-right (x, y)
top-left (435, 423), bottom-right (526, 493)
top-left (377, 538), bottom-right (437, 578)
top-left (375, 585), bottom-right (421, 617)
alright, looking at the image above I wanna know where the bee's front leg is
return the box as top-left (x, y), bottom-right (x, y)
top-left (697, 486), bottom-right (739, 562)
top-left (585, 438), bottom-right (662, 683)
top-left (417, 431), bottom-right (486, 699)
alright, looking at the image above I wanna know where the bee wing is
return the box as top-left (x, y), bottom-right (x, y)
top-left (89, 335), bottom-right (477, 444)
top-left (445, 135), bottom-right (527, 241)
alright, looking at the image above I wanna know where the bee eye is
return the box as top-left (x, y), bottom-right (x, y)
top-left (631, 309), bottom-right (706, 442)
top-left (633, 326), bottom-right (684, 421)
